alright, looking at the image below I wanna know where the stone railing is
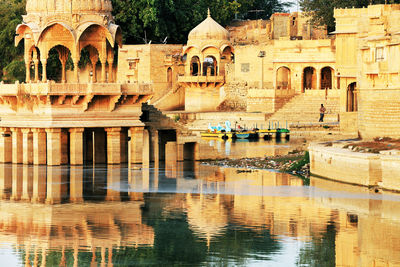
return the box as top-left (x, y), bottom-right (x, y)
top-left (0, 83), bottom-right (21, 96)
top-left (0, 82), bottom-right (153, 96)
top-left (178, 75), bottom-right (225, 83)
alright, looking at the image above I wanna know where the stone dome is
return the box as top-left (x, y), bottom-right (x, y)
top-left (188, 9), bottom-right (229, 42)
top-left (26, 0), bottom-right (113, 15)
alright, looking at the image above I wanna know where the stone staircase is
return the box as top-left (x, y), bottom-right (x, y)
top-left (142, 103), bottom-right (197, 143)
top-left (267, 93), bottom-right (340, 127)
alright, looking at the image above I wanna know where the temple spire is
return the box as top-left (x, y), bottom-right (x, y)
top-left (207, 8), bottom-right (211, 18)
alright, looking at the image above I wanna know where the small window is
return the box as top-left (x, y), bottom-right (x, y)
top-left (375, 47), bottom-right (385, 62)
top-left (129, 62), bottom-right (136, 69)
top-left (241, 63), bottom-right (250, 72)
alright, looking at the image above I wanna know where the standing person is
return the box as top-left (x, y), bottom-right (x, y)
top-left (319, 104), bottom-right (326, 122)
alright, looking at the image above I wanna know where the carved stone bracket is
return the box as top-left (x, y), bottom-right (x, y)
top-left (109, 95), bottom-right (122, 111)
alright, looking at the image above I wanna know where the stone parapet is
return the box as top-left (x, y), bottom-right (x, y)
top-left (309, 143), bottom-right (382, 187)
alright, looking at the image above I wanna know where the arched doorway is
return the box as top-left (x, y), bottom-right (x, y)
top-left (276, 67), bottom-right (291, 89)
top-left (347, 82), bottom-right (357, 112)
top-left (321, 67), bottom-right (333, 89)
top-left (303, 67), bottom-right (316, 91)
top-left (190, 56), bottom-right (200, 76)
top-left (203, 56), bottom-right (217, 76)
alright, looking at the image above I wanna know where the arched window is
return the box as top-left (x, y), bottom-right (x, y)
top-left (276, 67), bottom-right (291, 89)
top-left (190, 56), bottom-right (200, 76)
top-left (203, 56), bottom-right (217, 76)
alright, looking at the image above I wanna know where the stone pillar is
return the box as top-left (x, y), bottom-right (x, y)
top-left (129, 127), bottom-right (144, 164)
top-left (90, 58), bottom-right (98, 83)
top-left (11, 128), bottom-right (23, 164)
top-left (105, 127), bottom-right (121, 164)
top-left (25, 62), bottom-right (31, 83)
top-left (70, 166), bottom-right (83, 203)
top-left (10, 164), bottom-right (22, 200)
top-left (73, 60), bottom-right (79, 83)
top-left (34, 60), bottom-right (39, 82)
top-left (101, 60), bottom-right (107, 83)
top-left (31, 165), bottom-right (46, 203)
top-left (46, 128), bottom-right (62, 166)
top-left (46, 166), bottom-right (61, 204)
top-left (108, 60), bottom-right (114, 83)
top-left (21, 165), bottom-right (33, 201)
top-left (32, 128), bottom-right (46, 165)
top-left (41, 58), bottom-right (47, 82)
top-left (150, 129), bottom-right (159, 163)
top-left (165, 142), bottom-right (177, 163)
top-left (194, 142), bottom-right (200, 161)
top-left (143, 129), bottom-right (150, 167)
top-left (22, 128), bottom-right (33, 164)
top-left (316, 68), bottom-right (321, 90)
top-left (0, 128), bottom-right (12, 163)
top-left (69, 128), bottom-right (84, 165)
top-left (177, 143), bottom-right (184, 162)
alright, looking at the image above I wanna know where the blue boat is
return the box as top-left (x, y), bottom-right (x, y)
top-left (235, 132), bottom-right (250, 139)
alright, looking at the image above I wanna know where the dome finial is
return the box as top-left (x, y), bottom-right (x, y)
top-left (207, 8), bottom-right (211, 18)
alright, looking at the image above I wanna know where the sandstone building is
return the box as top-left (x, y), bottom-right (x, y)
top-left (0, 2), bottom-right (399, 166)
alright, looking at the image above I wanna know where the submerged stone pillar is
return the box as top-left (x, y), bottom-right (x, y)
top-left (70, 166), bottom-right (83, 203)
top-left (105, 127), bottom-right (121, 164)
top-left (0, 164), bottom-right (12, 199)
top-left (31, 165), bottom-right (46, 203)
top-left (69, 128), bottom-right (84, 165)
top-left (165, 142), bottom-right (177, 163)
top-left (143, 129), bottom-right (150, 167)
top-left (32, 128), bottom-right (47, 165)
top-left (21, 165), bottom-right (33, 201)
top-left (11, 128), bottom-right (23, 164)
top-left (106, 165), bottom-right (121, 201)
top-left (177, 143), bottom-right (184, 162)
top-left (22, 128), bottom-right (33, 164)
top-left (10, 164), bottom-right (22, 200)
top-left (129, 127), bottom-right (144, 164)
top-left (46, 128), bottom-right (62, 166)
top-left (150, 129), bottom-right (159, 163)
top-left (0, 128), bottom-right (12, 163)
top-left (46, 166), bottom-right (61, 204)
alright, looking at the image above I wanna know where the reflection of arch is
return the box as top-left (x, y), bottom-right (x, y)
top-left (303, 66), bottom-right (316, 92)
top-left (167, 67), bottom-right (172, 87)
top-left (190, 56), bottom-right (200, 76)
top-left (203, 56), bottom-right (217, 76)
top-left (321, 66), bottom-right (333, 89)
top-left (347, 82), bottom-right (357, 112)
top-left (276, 66), bottom-right (291, 89)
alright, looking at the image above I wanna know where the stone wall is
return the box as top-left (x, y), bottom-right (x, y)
top-left (217, 82), bottom-right (248, 111)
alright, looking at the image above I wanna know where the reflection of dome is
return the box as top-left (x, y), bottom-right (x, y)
top-left (188, 9), bottom-right (229, 42)
top-left (26, 0), bottom-right (113, 14)
top-left (186, 193), bottom-right (227, 247)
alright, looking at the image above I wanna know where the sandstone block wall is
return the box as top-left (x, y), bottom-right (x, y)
top-left (309, 144), bottom-right (382, 186)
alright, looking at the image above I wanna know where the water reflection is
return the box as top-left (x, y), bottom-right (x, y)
top-left (0, 162), bottom-right (399, 266)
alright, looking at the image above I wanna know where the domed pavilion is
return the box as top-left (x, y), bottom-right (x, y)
top-left (16, 0), bottom-right (122, 83)
top-left (178, 9), bottom-right (234, 112)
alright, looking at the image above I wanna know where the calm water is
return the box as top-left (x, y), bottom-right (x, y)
top-left (0, 140), bottom-right (399, 266)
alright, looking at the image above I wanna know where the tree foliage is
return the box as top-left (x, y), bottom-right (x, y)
top-left (300, 0), bottom-right (400, 32)
top-left (112, 0), bottom-right (292, 44)
top-left (0, 0), bottom-right (25, 82)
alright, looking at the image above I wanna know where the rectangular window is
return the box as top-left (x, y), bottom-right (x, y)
top-left (375, 47), bottom-right (385, 62)
top-left (241, 63), bottom-right (250, 72)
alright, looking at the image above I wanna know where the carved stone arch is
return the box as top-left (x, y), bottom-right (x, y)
top-left (77, 23), bottom-right (115, 48)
